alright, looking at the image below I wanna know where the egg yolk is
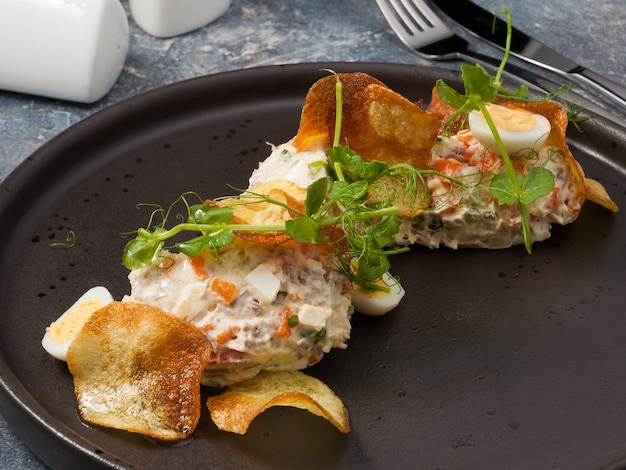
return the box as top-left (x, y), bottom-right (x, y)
top-left (468, 103), bottom-right (551, 156)
top-left (483, 105), bottom-right (537, 132)
top-left (353, 282), bottom-right (388, 299)
top-left (46, 299), bottom-right (102, 344)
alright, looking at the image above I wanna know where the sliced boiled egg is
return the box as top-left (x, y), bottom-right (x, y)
top-left (351, 272), bottom-right (405, 316)
top-left (41, 286), bottom-right (114, 361)
top-left (468, 103), bottom-right (551, 156)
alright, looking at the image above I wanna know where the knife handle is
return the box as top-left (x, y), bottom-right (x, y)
top-left (571, 67), bottom-right (626, 109)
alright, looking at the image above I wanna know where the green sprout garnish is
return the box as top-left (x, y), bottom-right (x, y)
top-left (49, 230), bottom-right (77, 248)
top-left (121, 178), bottom-right (407, 290)
top-left (121, 74), bottom-right (431, 289)
top-left (124, 10), bottom-right (571, 281)
top-left (434, 8), bottom-right (555, 253)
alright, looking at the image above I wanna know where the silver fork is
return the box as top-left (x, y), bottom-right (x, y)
top-left (375, 0), bottom-right (502, 69)
top-left (375, 0), bottom-right (621, 123)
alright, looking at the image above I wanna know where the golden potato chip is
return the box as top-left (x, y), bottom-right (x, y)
top-left (293, 73), bottom-right (441, 169)
top-left (426, 85), bottom-right (465, 134)
top-left (584, 177), bottom-right (619, 212)
top-left (293, 72), bottom-right (385, 152)
top-left (206, 370), bottom-right (350, 434)
top-left (341, 83), bottom-right (440, 169)
top-left (231, 180), bottom-right (307, 224)
top-left (219, 180), bottom-right (307, 245)
top-left (67, 301), bottom-right (212, 441)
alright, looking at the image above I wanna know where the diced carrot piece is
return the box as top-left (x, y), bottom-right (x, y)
top-left (433, 158), bottom-right (463, 176)
top-left (210, 277), bottom-right (238, 305)
top-left (275, 307), bottom-right (293, 338)
top-left (216, 329), bottom-right (236, 345)
top-left (189, 255), bottom-right (209, 280)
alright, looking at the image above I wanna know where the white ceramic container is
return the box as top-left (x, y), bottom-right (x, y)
top-left (0, 0), bottom-right (129, 103)
top-left (129, 0), bottom-right (231, 38)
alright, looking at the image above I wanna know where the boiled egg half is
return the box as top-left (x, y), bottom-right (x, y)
top-left (351, 272), bottom-right (405, 316)
top-left (41, 286), bottom-right (114, 361)
top-left (468, 103), bottom-right (551, 156)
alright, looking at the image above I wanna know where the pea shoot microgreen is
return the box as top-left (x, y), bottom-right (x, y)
top-left (122, 73), bottom-right (427, 289)
top-left (49, 230), bottom-right (77, 249)
top-left (123, 9), bottom-right (569, 283)
top-left (122, 177), bottom-right (407, 290)
top-left (434, 8), bottom-right (555, 253)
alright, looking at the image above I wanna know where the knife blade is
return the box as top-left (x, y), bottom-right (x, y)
top-left (428, 0), bottom-right (626, 110)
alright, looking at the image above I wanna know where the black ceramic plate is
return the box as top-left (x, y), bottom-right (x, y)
top-left (1, 63), bottom-right (625, 470)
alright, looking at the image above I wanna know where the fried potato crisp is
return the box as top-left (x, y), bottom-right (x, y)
top-left (206, 370), bottom-right (350, 434)
top-left (585, 177), bottom-right (619, 212)
top-left (426, 87), bottom-right (618, 212)
top-left (66, 301), bottom-right (212, 441)
top-left (426, 85), bottom-right (465, 135)
top-left (293, 72), bottom-right (385, 152)
top-left (293, 72), bottom-right (441, 169)
top-left (219, 180), bottom-right (308, 245)
top-left (342, 83), bottom-right (441, 169)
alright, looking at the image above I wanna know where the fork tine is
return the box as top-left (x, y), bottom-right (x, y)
top-left (382, 0), bottom-right (425, 37)
top-left (394, 0), bottom-right (436, 34)
top-left (376, 0), bottom-right (453, 49)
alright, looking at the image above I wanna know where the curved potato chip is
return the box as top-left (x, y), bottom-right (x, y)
top-left (584, 177), bottom-right (619, 212)
top-left (426, 85), bottom-right (465, 135)
top-left (342, 83), bottom-right (440, 170)
top-left (67, 301), bottom-right (212, 441)
top-left (206, 370), bottom-right (350, 434)
top-left (293, 73), bottom-right (440, 170)
top-left (219, 180), bottom-right (307, 245)
top-left (293, 72), bottom-right (385, 152)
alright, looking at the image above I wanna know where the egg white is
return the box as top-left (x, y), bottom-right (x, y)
top-left (351, 272), bottom-right (405, 316)
top-left (468, 104), bottom-right (551, 156)
top-left (41, 286), bottom-right (114, 361)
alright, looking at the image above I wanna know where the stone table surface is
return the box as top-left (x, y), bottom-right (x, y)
top-left (1, 0), bottom-right (625, 468)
